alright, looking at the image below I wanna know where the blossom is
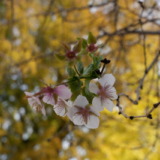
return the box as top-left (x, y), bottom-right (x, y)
top-left (66, 50), bottom-right (77, 59)
top-left (53, 98), bottom-right (72, 117)
top-left (89, 74), bottom-right (118, 111)
top-left (87, 43), bottom-right (98, 52)
top-left (25, 92), bottom-right (46, 116)
top-left (41, 85), bottom-right (72, 106)
top-left (67, 95), bottom-right (100, 129)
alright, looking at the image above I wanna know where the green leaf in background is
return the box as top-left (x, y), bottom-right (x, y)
top-left (67, 67), bottom-right (76, 77)
top-left (82, 64), bottom-right (95, 76)
top-left (73, 39), bottom-right (82, 53)
top-left (82, 79), bottom-right (95, 103)
top-left (77, 61), bottom-right (84, 74)
top-left (93, 56), bottom-right (103, 68)
top-left (87, 32), bottom-right (97, 44)
top-left (82, 38), bottom-right (88, 49)
top-left (68, 76), bottom-right (83, 100)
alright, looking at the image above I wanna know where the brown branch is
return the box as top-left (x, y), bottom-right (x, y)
top-left (1, 2), bottom-right (110, 25)
top-left (118, 51), bottom-right (160, 105)
top-left (116, 95), bottom-right (160, 120)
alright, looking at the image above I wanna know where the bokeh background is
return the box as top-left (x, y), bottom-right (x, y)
top-left (0, 0), bottom-right (160, 160)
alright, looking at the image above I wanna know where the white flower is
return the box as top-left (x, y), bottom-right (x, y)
top-left (53, 98), bottom-right (72, 117)
top-left (89, 74), bottom-right (118, 111)
top-left (67, 95), bottom-right (100, 129)
top-left (25, 92), bottom-right (46, 116)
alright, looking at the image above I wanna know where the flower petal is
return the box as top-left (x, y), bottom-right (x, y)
top-left (73, 95), bottom-right (89, 108)
top-left (86, 115), bottom-right (99, 129)
top-left (72, 114), bottom-right (85, 126)
top-left (105, 86), bottom-right (118, 100)
top-left (54, 85), bottom-right (72, 99)
top-left (53, 98), bottom-right (69, 117)
top-left (25, 91), bottom-right (34, 97)
top-left (67, 107), bottom-right (78, 120)
top-left (89, 82), bottom-right (99, 94)
top-left (99, 74), bottom-right (115, 87)
top-left (25, 92), bottom-right (46, 116)
top-left (41, 105), bottom-right (46, 116)
top-left (42, 93), bottom-right (55, 105)
top-left (102, 98), bottom-right (115, 111)
top-left (54, 105), bottom-right (66, 117)
top-left (92, 97), bottom-right (103, 112)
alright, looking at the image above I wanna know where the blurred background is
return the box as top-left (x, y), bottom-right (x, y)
top-left (0, 0), bottom-right (160, 159)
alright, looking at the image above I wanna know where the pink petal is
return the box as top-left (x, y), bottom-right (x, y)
top-left (99, 74), bottom-right (115, 87)
top-left (86, 115), bottom-right (99, 129)
top-left (25, 92), bottom-right (46, 116)
top-left (89, 82), bottom-right (99, 94)
top-left (102, 98), bottom-right (115, 111)
top-left (42, 93), bottom-right (55, 105)
top-left (74, 95), bottom-right (89, 108)
top-left (54, 85), bottom-right (72, 99)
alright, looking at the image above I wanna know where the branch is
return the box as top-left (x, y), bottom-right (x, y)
top-left (116, 95), bottom-right (160, 120)
top-left (118, 51), bottom-right (160, 104)
top-left (1, 2), bottom-right (110, 25)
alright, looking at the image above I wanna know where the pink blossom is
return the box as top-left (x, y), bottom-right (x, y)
top-left (89, 74), bottom-right (118, 111)
top-left (41, 85), bottom-right (72, 106)
top-left (25, 92), bottom-right (46, 116)
top-left (87, 43), bottom-right (98, 52)
top-left (67, 95), bottom-right (100, 129)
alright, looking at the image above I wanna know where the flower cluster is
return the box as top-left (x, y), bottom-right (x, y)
top-left (25, 33), bottom-right (118, 129)
top-left (25, 74), bottom-right (117, 129)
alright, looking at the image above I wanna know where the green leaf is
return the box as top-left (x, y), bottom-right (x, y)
top-left (62, 42), bottom-right (70, 51)
top-left (88, 32), bottom-right (96, 44)
top-left (93, 56), bottom-right (103, 68)
top-left (79, 49), bottom-right (88, 55)
top-left (67, 67), bottom-right (76, 77)
top-left (77, 61), bottom-right (84, 74)
top-left (68, 77), bottom-right (83, 101)
top-left (82, 38), bottom-right (88, 48)
top-left (82, 79), bottom-right (95, 103)
top-left (83, 64), bottom-right (95, 76)
top-left (73, 39), bottom-right (82, 53)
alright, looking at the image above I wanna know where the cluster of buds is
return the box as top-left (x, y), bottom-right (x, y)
top-left (25, 33), bottom-right (118, 129)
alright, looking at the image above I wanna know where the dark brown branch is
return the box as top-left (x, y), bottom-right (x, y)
top-left (118, 51), bottom-right (160, 105)
top-left (116, 95), bottom-right (160, 119)
top-left (1, 2), bottom-right (110, 25)
top-left (100, 29), bottom-right (160, 37)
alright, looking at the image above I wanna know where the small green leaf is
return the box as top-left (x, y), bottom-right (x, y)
top-left (62, 42), bottom-right (70, 51)
top-left (77, 61), bottom-right (84, 74)
top-left (67, 67), bottom-right (76, 77)
top-left (79, 49), bottom-right (88, 55)
top-left (82, 38), bottom-right (88, 48)
top-left (68, 77), bottom-right (83, 101)
top-left (88, 32), bottom-right (96, 44)
top-left (93, 56), bottom-right (103, 68)
top-left (82, 79), bottom-right (95, 103)
top-left (73, 39), bottom-right (82, 53)
top-left (83, 64), bottom-right (95, 76)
